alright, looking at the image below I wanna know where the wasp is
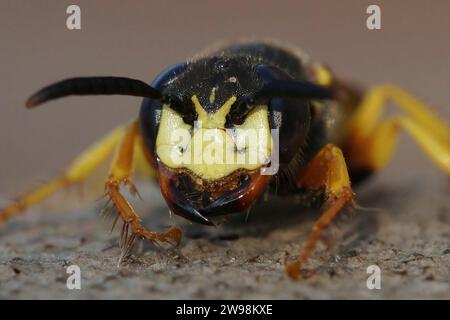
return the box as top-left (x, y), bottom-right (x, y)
top-left (1, 41), bottom-right (449, 279)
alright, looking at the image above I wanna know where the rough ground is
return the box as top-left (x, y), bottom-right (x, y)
top-left (0, 170), bottom-right (449, 299)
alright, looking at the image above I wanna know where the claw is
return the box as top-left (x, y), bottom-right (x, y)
top-left (285, 257), bottom-right (301, 279)
top-left (163, 226), bottom-right (182, 246)
top-left (284, 256), bottom-right (315, 280)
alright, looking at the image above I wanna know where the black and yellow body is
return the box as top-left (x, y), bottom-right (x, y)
top-left (1, 41), bottom-right (449, 279)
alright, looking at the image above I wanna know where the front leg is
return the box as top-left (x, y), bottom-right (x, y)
top-left (104, 120), bottom-right (181, 263)
top-left (0, 125), bottom-right (126, 223)
top-left (285, 144), bottom-right (354, 279)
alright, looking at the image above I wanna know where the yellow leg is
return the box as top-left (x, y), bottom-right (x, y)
top-left (0, 125), bottom-right (125, 223)
top-left (286, 144), bottom-right (354, 279)
top-left (103, 120), bottom-right (181, 261)
top-left (350, 116), bottom-right (450, 174)
top-left (345, 84), bottom-right (450, 174)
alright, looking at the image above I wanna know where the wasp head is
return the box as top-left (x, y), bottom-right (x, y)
top-left (148, 57), bottom-right (274, 225)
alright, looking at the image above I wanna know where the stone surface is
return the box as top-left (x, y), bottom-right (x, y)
top-left (0, 169), bottom-right (449, 299)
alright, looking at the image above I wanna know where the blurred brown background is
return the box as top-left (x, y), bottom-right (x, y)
top-left (1, 0), bottom-right (449, 194)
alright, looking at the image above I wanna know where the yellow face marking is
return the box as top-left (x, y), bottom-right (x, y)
top-left (156, 96), bottom-right (272, 180)
top-left (191, 95), bottom-right (237, 128)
